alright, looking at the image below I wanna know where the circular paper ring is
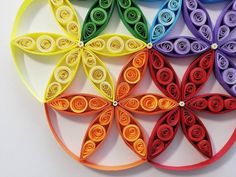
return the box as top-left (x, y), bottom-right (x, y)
top-left (45, 104), bottom-right (146, 171)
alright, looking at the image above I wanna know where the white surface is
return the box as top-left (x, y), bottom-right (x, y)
top-left (0, 0), bottom-right (235, 177)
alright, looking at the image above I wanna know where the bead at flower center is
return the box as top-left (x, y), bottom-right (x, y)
top-left (147, 43), bottom-right (153, 49)
top-left (78, 41), bottom-right (84, 48)
top-left (113, 101), bottom-right (119, 107)
top-left (179, 101), bottom-right (185, 107)
top-left (211, 43), bottom-right (218, 50)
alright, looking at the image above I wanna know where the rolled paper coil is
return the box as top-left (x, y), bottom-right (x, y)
top-left (49, 98), bottom-right (70, 111)
top-left (89, 97), bottom-right (109, 111)
top-left (188, 125), bottom-right (206, 142)
top-left (222, 68), bottom-right (236, 85)
top-left (88, 124), bottom-right (107, 142)
top-left (36, 35), bottom-right (56, 53)
top-left (15, 36), bottom-right (36, 50)
top-left (70, 96), bottom-right (88, 113)
top-left (46, 82), bottom-right (62, 101)
top-left (116, 82), bottom-right (131, 100)
top-left (158, 9), bottom-right (175, 26)
top-left (223, 11), bottom-right (236, 28)
top-left (56, 37), bottom-right (75, 50)
top-left (81, 140), bottom-right (96, 159)
top-left (117, 0), bottom-right (132, 9)
top-left (221, 41), bottom-right (236, 55)
top-left (190, 9), bottom-right (207, 27)
top-left (185, 0), bottom-right (198, 11)
top-left (199, 25), bottom-right (212, 41)
top-left (89, 66), bottom-right (107, 84)
top-left (90, 7), bottom-right (108, 25)
top-left (217, 25), bottom-right (230, 42)
top-left (133, 139), bottom-right (146, 157)
top-left (216, 53), bottom-right (229, 70)
top-left (152, 24), bottom-right (166, 41)
top-left (157, 124), bottom-right (174, 141)
top-left (182, 109), bottom-right (196, 126)
top-left (54, 66), bottom-right (72, 84)
top-left (117, 110), bottom-right (131, 126)
top-left (140, 95), bottom-right (158, 112)
top-left (189, 67), bottom-right (207, 85)
top-left (123, 124), bottom-right (141, 142)
top-left (124, 67), bottom-right (141, 84)
top-left (124, 7), bottom-right (142, 25)
top-left (100, 81), bottom-right (113, 99)
top-left (156, 67), bottom-right (174, 85)
top-left (174, 38), bottom-right (191, 55)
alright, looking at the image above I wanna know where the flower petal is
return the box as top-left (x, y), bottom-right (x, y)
top-left (80, 107), bottom-right (114, 159)
top-left (82, 49), bottom-right (115, 102)
top-left (149, 49), bottom-right (181, 101)
top-left (147, 108), bottom-right (180, 160)
top-left (85, 34), bottom-right (146, 57)
top-left (183, 0), bottom-right (213, 43)
top-left (181, 50), bottom-right (214, 101)
top-left (187, 94), bottom-right (236, 113)
top-left (117, 0), bottom-right (149, 43)
top-left (48, 94), bottom-right (111, 115)
top-left (214, 0), bottom-right (236, 43)
top-left (81, 0), bottom-right (115, 43)
top-left (119, 94), bottom-right (178, 115)
top-left (181, 108), bottom-right (213, 158)
top-left (13, 33), bottom-right (77, 56)
top-left (214, 50), bottom-right (236, 97)
top-left (116, 50), bottom-right (148, 100)
top-left (150, 0), bottom-right (182, 43)
top-left (49, 0), bottom-right (81, 40)
top-left (220, 39), bottom-right (236, 57)
top-left (153, 36), bottom-right (210, 57)
top-left (44, 49), bottom-right (81, 102)
top-left (115, 106), bottom-right (147, 159)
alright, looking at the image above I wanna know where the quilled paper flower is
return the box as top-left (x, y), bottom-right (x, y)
top-left (11, 0), bottom-right (147, 103)
top-left (154, 0), bottom-right (236, 97)
top-left (45, 50), bottom-right (178, 170)
top-left (82, 0), bottom-right (182, 44)
top-left (148, 49), bottom-right (236, 169)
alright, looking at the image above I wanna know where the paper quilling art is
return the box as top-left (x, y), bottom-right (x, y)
top-left (11, 0), bottom-right (235, 172)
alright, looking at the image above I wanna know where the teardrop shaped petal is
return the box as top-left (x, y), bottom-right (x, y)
top-left (154, 36), bottom-right (210, 57)
top-left (181, 108), bottom-right (213, 158)
top-left (82, 0), bottom-right (115, 43)
top-left (81, 107), bottom-right (114, 159)
top-left (220, 39), bottom-right (236, 57)
top-left (13, 33), bottom-right (77, 55)
top-left (119, 94), bottom-right (178, 115)
top-left (183, 0), bottom-right (213, 43)
top-left (85, 34), bottom-right (146, 57)
top-left (214, 50), bottom-right (236, 97)
top-left (117, 0), bottom-right (148, 42)
top-left (44, 49), bottom-right (81, 102)
top-left (148, 108), bottom-right (180, 160)
top-left (214, 0), bottom-right (236, 43)
top-left (149, 49), bottom-right (181, 101)
top-left (82, 49), bottom-right (115, 101)
top-left (116, 50), bottom-right (148, 100)
top-left (187, 94), bottom-right (236, 113)
top-left (150, 0), bottom-right (182, 43)
top-left (181, 50), bottom-right (214, 101)
top-left (115, 106), bottom-right (147, 159)
top-left (49, 0), bottom-right (81, 40)
top-left (48, 94), bottom-right (111, 115)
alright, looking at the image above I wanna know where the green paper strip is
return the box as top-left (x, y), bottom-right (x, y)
top-left (117, 0), bottom-right (149, 43)
top-left (82, 0), bottom-right (115, 43)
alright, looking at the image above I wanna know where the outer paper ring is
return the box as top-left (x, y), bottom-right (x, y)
top-left (44, 104), bottom-right (146, 171)
top-left (149, 129), bottom-right (235, 171)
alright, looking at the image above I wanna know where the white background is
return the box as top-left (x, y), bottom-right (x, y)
top-left (0, 0), bottom-right (235, 177)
